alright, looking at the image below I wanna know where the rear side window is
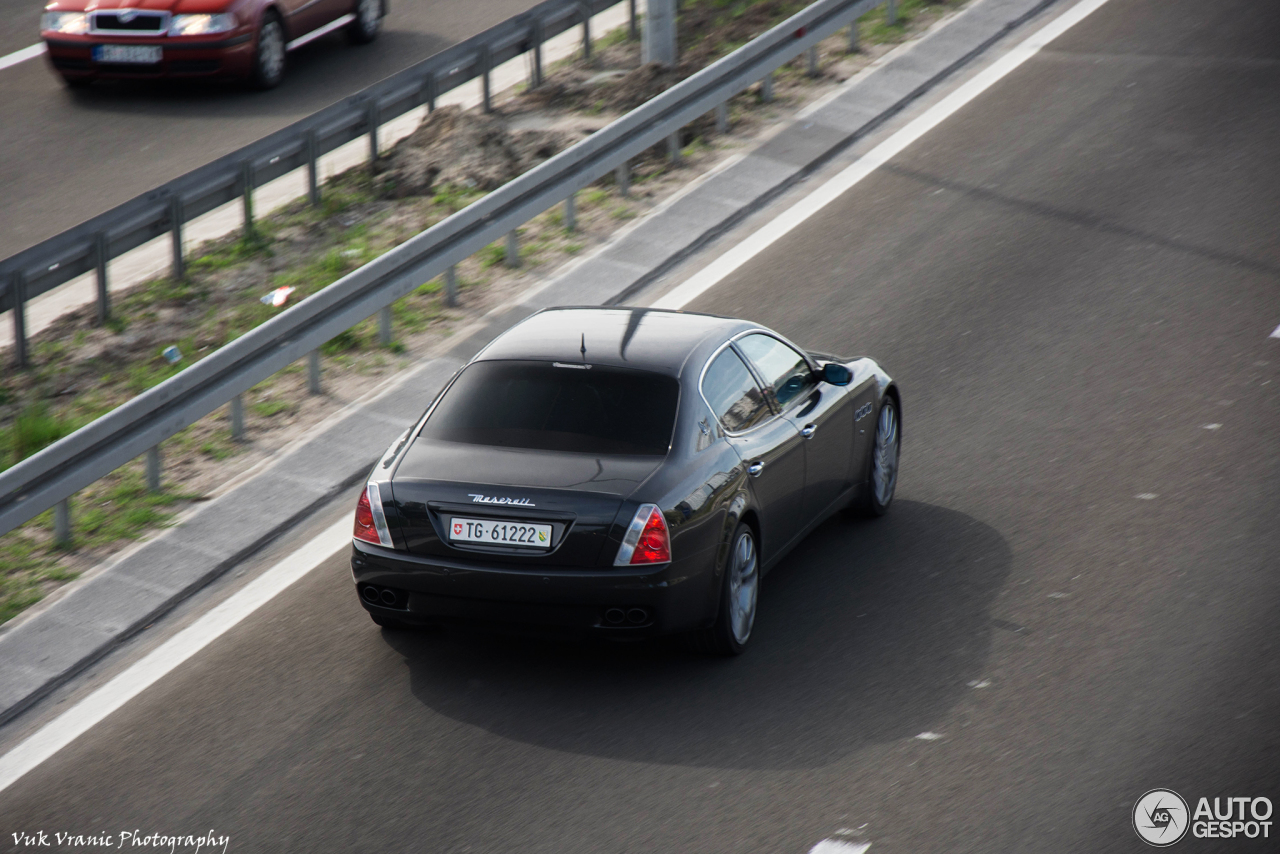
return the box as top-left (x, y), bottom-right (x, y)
top-left (736, 333), bottom-right (815, 408)
top-left (420, 361), bottom-right (678, 455)
top-left (701, 348), bottom-right (771, 433)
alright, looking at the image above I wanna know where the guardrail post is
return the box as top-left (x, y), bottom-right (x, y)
top-left (422, 73), bottom-right (437, 112)
top-left (366, 101), bottom-right (380, 165)
top-left (54, 499), bottom-right (71, 547)
top-left (887, 0), bottom-right (897, 26)
top-left (308, 350), bottom-right (321, 394)
top-left (715, 102), bottom-right (729, 134)
top-left (307, 129), bottom-right (321, 207)
top-left (241, 161), bottom-right (255, 239)
top-left (579, 3), bottom-right (592, 61)
top-left (444, 265), bottom-right (458, 307)
top-left (505, 230), bottom-right (520, 267)
top-left (615, 162), bottom-right (630, 197)
top-left (628, 0), bottom-right (637, 40)
top-left (230, 394), bottom-right (245, 441)
top-left (94, 232), bottom-right (110, 325)
top-left (807, 45), bottom-right (819, 77)
top-left (667, 132), bottom-right (681, 164)
top-left (169, 196), bottom-right (185, 280)
top-left (379, 305), bottom-right (393, 346)
top-left (480, 46), bottom-right (492, 113)
top-left (760, 72), bottom-right (774, 103)
top-left (530, 19), bottom-right (544, 89)
top-left (564, 192), bottom-right (576, 232)
top-left (848, 18), bottom-right (859, 52)
top-left (146, 446), bottom-right (161, 492)
top-left (9, 272), bottom-right (26, 369)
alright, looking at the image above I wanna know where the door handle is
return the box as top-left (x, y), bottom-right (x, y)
top-left (748, 461), bottom-right (765, 477)
top-left (800, 423), bottom-right (817, 439)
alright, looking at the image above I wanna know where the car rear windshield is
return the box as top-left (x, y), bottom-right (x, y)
top-left (419, 360), bottom-right (679, 455)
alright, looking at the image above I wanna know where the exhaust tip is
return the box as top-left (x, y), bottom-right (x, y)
top-left (604, 608), bottom-right (626, 625)
top-left (361, 586), bottom-right (380, 604)
top-left (626, 607), bottom-right (649, 625)
top-left (380, 588), bottom-right (398, 606)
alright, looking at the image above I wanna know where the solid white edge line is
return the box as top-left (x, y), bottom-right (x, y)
top-left (809, 840), bottom-right (871, 854)
top-left (0, 517), bottom-right (354, 795)
top-left (653, 0), bottom-right (1116, 311)
top-left (286, 13), bottom-right (356, 51)
top-left (0, 43), bottom-right (47, 72)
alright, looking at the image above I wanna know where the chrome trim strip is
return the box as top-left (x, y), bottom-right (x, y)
top-left (286, 13), bottom-right (355, 51)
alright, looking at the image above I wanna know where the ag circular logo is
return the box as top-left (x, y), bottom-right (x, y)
top-left (1134, 789), bottom-right (1190, 846)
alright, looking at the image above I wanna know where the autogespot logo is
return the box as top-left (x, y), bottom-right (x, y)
top-left (1134, 789), bottom-right (1190, 847)
top-left (1133, 790), bottom-right (1274, 846)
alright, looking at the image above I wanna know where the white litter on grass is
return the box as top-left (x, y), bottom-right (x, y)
top-left (808, 841), bottom-right (871, 854)
top-left (1135, 493), bottom-right (1158, 500)
top-left (968, 679), bottom-right (991, 689)
top-left (915, 732), bottom-right (944, 741)
top-left (1202, 423), bottom-right (1222, 430)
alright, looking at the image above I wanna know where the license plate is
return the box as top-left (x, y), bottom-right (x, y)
top-left (93, 44), bottom-right (162, 64)
top-left (448, 517), bottom-right (552, 549)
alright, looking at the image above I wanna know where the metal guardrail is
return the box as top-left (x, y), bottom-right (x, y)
top-left (0, 0), bottom-right (636, 366)
top-left (0, 0), bottom-right (886, 538)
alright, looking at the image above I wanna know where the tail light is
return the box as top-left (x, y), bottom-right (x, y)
top-left (354, 483), bottom-right (394, 547)
top-left (614, 504), bottom-right (671, 566)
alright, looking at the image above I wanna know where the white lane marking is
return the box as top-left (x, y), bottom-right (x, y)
top-left (1048, 592), bottom-right (1070, 599)
top-left (286, 14), bottom-right (356, 51)
top-left (915, 731), bottom-right (944, 741)
top-left (968, 679), bottom-right (991, 688)
top-left (809, 841), bottom-right (871, 854)
top-left (1135, 493), bottom-right (1158, 500)
top-left (1270, 324), bottom-right (1280, 339)
top-left (0, 517), bottom-right (353, 795)
top-left (0, 43), bottom-right (47, 72)
top-left (1202, 423), bottom-right (1221, 430)
top-left (653, 0), bottom-right (1116, 311)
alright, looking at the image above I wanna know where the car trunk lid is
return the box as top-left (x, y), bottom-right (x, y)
top-left (389, 438), bottom-right (663, 566)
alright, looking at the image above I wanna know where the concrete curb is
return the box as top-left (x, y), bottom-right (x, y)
top-left (0, 0), bottom-right (1057, 728)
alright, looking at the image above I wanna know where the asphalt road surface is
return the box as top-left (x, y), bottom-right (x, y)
top-left (2, 0), bottom-right (1279, 851)
top-left (0, 0), bottom-right (544, 259)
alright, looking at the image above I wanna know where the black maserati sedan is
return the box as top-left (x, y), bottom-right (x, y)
top-left (351, 307), bottom-right (900, 654)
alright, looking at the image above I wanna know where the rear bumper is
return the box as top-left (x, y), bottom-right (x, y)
top-left (43, 35), bottom-right (254, 81)
top-left (350, 539), bottom-right (720, 637)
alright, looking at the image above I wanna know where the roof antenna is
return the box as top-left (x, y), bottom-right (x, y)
top-left (580, 333), bottom-right (587, 361)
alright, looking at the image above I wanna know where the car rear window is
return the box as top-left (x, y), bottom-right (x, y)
top-left (419, 360), bottom-right (679, 455)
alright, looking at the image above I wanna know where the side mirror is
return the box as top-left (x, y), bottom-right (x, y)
top-left (822, 363), bottom-right (852, 386)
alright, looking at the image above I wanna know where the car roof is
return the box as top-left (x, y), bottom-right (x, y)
top-left (473, 307), bottom-right (751, 376)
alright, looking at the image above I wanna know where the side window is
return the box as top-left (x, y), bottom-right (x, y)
top-left (737, 333), bottom-right (815, 408)
top-left (701, 348), bottom-right (771, 433)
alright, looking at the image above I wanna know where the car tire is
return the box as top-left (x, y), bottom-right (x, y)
top-left (346, 0), bottom-right (384, 44)
top-left (859, 395), bottom-right (900, 517)
top-left (251, 11), bottom-right (286, 89)
top-left (692, 521), bottom-right (759, 656)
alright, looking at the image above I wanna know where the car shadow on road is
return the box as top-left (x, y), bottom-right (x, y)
top-left (383, 499), bottom-right (1011, 770)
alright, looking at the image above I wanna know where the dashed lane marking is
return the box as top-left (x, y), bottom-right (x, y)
top-left (0, 43), bottom-right (46, 72)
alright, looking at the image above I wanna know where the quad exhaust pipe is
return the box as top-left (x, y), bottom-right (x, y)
top-left (603, 606), bottom-right (652, 626)
top-left (359, 583), bottom-right (407, 610)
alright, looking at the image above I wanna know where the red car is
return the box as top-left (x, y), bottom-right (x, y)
top-left (40, 0), bottom-right (385, 88)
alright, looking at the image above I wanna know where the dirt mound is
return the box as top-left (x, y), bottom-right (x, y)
top-left (375, 105), bottom-right (571, 197)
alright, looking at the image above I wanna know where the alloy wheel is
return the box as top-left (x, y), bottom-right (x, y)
top-left (727, 528), bottom-right (759, 645)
